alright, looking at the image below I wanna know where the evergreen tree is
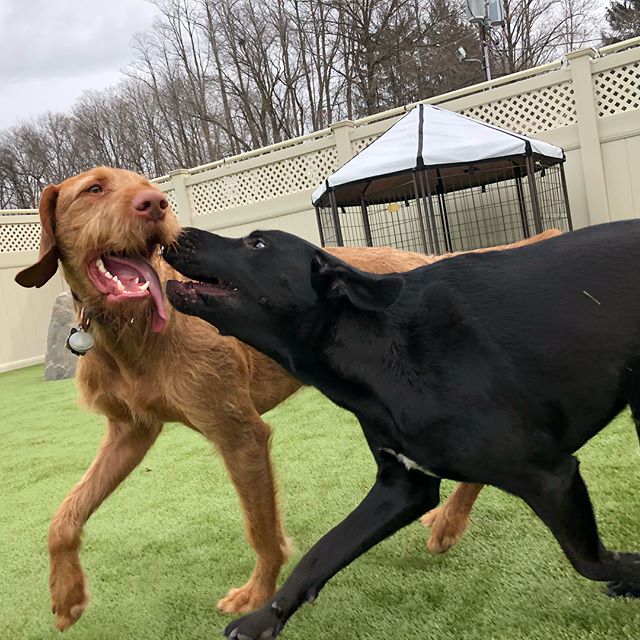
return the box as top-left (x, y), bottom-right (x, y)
top-left (602, 0), bottom-right (640, 44)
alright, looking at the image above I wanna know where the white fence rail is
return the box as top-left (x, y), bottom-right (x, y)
top-left (2, 40), bottom-right (640, 372)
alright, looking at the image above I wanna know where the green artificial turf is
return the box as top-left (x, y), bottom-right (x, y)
top-left (1, 365), bottom-right (640, 639)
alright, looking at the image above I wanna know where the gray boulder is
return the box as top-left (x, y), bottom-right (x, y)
top-left (45, 291), bottom-right (77, 380)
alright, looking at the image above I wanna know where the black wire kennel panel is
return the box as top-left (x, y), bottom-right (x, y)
top-left (317, 200), bottom-right (430, 253)
top-left (316, 163), bottom-right (570, 254)
top-left (434, 178), bottom-right (531, 252)
top-left (535, 163), bottom-right (572, 232)
top-left (365, 198), bottom-right (429, 253)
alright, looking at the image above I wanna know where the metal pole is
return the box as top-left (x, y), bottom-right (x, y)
top-left (411, 173), bottom-right (429, 254)
top-left (329, 190), bottom-right (344, 246)
top-left (416, 171), bottom-right (436, 254)
top-left (479, 2), bottom-right (492, 82)
top-left (559, 163), bottom-right (574, 231)
top-left (436, 170), bottom-right (453, 252)
top-left (421, 170), bottom-right (442, 255)
top-left (525, 156), bottom-right (543, 234)
top-left (359, 197), bottom-right (373, 247)
top-left (315, 205), bottom-right (326, 247)
top-left (437, 192), bottom-right (453, 252)
top-left (514, 172), bottom-right (531, 239)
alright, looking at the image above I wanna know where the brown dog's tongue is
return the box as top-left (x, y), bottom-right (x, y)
top-left (149, 292), bottom-right (167, 333)
top-left (103, 255), bottom-right (167, 332)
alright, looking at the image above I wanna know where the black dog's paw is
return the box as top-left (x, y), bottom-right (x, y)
top-left (606, 581), bottom-right (640, 598)
top-left (611, 551), bottom-right (640, 564)
top-left (224, 605), bottom-right (284, 640)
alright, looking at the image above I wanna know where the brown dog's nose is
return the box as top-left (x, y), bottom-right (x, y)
top-left (132, 189), bottom-right (168, 221)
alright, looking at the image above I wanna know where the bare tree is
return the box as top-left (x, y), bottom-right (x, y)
top-left (491, 0), bottom-right (599, 75)
top-left (0, 0), bottom-right (600, 208)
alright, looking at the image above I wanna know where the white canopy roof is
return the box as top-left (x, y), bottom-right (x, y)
top-left (312, 104), bottom-right (564, 206)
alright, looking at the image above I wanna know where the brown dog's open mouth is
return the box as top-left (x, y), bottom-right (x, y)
top-left (87, 253), bottom-right (167, 332)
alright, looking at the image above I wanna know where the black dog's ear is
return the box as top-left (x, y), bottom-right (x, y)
top-left (310, 251), bottom-right (403, 311)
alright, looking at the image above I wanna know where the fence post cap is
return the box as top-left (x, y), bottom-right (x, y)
top-left (330, 120), bottom-right (355, 131)
top-left (565, 47), bottom-right (598, 61)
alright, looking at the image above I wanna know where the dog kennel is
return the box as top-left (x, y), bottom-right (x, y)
top-left (312, 104), bottom-right (572, 254)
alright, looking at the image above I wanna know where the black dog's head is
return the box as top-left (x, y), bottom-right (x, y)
top-left (164, 228), bottom-right (404, 370)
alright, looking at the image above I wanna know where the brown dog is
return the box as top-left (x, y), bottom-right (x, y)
top-left (16, 166), bottom-right (559, 630)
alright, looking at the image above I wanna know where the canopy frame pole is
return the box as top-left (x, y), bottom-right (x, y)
top-left (525, 156), bottom-right (543, 234)
top-left (411, 173), bottom-right (430, 254)
top-left (315, 205), bottom-right (326, 247)
top-left (359, 197), bottom-right (373, 247)
top-left (329, 190), bottom-right (344, 246)
top-left (420, 169), bottom-right (442, 255)
top-left (415, 171), bottom-right (436, 254)
top-left (436, 169), bottom-right (453, 252)
top-left (559, 163), bottom-right (574, 231)
top-left (514, 167), bottom-right (531, 239)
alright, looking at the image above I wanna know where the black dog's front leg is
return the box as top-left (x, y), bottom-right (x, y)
top-left (224, 460), bottom-right (440, 640)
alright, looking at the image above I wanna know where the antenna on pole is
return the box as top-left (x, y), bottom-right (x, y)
top-left (464, 0), bottom-right (504, 82)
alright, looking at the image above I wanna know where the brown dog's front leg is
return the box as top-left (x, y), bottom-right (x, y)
top-left (211, 411), bottom-right (290, 615)
top-left (49, 419), bottom-right (161, 630)
top-left (421, 482), bottom-right (483, 553)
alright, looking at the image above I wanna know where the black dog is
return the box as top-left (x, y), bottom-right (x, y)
top-left (165, 222), bottom-right (640, 639)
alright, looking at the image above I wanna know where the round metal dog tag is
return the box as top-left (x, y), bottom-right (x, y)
top-left (66, 328), bottom-right (95, 356)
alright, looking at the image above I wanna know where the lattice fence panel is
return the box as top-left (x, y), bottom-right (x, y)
top-left (459, 81), bottom-right (577, 135)
top-left (352, 135), bottom-right (380, 155)
top-left (593, 62), bottom-right (640, 117)
top-left (0, 223), bottom-right (41, 253)
top-left (162, 188), bottom-right (180, 218)
top-left (188, 147), bottom-right (338, 216)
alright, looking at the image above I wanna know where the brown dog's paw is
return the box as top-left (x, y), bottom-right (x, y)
top-left (51, 564), bottom-right (89, 631)
top-left (420, 507), bottom-right (468, 554)
top-left (218, 580), bottom-right (274, 615)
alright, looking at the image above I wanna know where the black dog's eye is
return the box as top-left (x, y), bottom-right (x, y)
top-left (247, 237), bottom-right (266, 249)
top-left (87, 184), bottom-right (103, 193)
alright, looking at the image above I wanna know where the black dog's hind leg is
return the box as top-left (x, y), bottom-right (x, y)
top-left (611, 387), bottom-right (640, 596)
top-left (629, 404), bottom-right (640, 447)
top-left (224, 459), bottom-right (440, 640)
top-left (507, 455), bottom-right (640, 596)
top-left (623, 373), bottom-right (640, 445)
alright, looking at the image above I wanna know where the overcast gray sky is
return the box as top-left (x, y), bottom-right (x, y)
top-left (0, 0), bottom-right (611, 132)
top-left (0, 0), bottom-right (160, 129)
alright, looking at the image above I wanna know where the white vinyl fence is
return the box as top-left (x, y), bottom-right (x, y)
top-left (1, 40), bottom-right (640, 372)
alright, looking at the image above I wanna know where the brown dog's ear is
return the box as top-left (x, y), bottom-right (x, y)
top-left (15, 185), bottom-right (60, 288)
top-left (310, 251), bottom-right (403, 311)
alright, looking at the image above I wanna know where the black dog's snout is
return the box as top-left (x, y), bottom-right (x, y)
top-left (164, 228), bottom-right (200, 264)
top-left (163, 226), bottom-right (228, 285)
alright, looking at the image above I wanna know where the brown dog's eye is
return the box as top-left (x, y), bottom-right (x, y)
top-left (87, 184), bottom-right (102, 193)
